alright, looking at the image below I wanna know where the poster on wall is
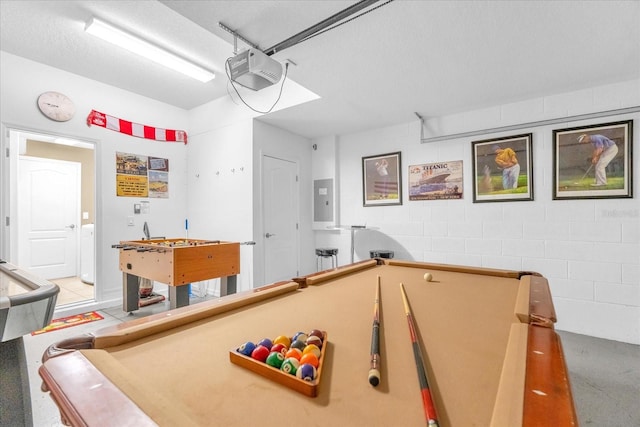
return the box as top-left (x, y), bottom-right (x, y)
top-left (148, 157), bottom-right (169, 199)
top-left (408, 160), bottom-right (463, 200)
top-left (116, 152), bottom-right (169, 198)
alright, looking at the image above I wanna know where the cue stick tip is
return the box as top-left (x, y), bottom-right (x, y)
top-left (368, 368), bottom-right (381, 387)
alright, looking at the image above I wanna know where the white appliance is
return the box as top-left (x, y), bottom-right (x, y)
top-left (228, 48), bottom-right (283, 91)
top-left (80, 224), bottom-right (94, 284)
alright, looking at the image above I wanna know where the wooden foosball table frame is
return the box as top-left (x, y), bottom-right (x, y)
top-left (115, 239), bottom-right (240, 312)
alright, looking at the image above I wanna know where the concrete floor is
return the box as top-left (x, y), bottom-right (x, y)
top-left (7, 299), bottom-right (640, 426)
top-left (557, 330), bottom-right (640, 426)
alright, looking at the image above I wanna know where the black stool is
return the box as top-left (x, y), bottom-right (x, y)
top-left (369, 250), bottom-right (394, 259)
top-left (316, 248), bottom-right (338, 271)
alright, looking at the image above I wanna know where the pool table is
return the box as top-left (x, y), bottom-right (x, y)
top-left (39, 259), bottom-right (576, 426)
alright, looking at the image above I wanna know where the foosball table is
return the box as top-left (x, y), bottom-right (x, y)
top-left (114, 238), bottom-right (240, 312)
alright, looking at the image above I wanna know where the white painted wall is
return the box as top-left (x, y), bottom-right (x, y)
top-left (314, 79), bottom-right (640, 344)
top-left (186, 97), bottom-right (255, 294)
top-left (1, 52), bottom-right (189, 313)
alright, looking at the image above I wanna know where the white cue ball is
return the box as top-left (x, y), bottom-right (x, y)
top-left (423, 273), bottom-right (433, 282)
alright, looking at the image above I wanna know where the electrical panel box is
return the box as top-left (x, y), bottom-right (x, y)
top-left (314, 179), bottom-right (333, 222)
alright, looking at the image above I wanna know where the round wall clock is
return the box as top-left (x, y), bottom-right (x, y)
top-left (37, 91), bottom-right (76, 122)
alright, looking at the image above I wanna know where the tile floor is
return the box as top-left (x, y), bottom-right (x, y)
top-left (15, 300), bottom-right (640, 426)
top-left (49, 277), bottom-right (94, 306)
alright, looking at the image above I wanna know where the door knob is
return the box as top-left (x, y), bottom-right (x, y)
top-left (66, 224), bottom-right (76, 229)
top-left (265, 232), bottom-right (276, 238)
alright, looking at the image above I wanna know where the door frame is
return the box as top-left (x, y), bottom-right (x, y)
top-left (1, 126), bottom-right (97, 301)
top-left (258, 152), bottom-right (300, 286)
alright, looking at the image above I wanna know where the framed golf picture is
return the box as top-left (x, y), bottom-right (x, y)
top-left (552, 120), bottom-right (633, 200)
top-left (471, 134), bottom-right (533, 203)
top-left (362, 152), bottom-right (402, 206)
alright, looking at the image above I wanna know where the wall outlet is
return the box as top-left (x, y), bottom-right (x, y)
top-left (127, 216), bottom-right (135, 226)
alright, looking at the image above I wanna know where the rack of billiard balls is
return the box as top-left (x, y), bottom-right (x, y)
top-left (230, 329), bottom-right (327, 397)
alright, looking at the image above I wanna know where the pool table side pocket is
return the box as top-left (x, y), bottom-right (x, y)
top-left (525, 275), bottom-right (557, 326)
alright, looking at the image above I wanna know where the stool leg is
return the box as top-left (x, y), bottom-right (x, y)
top-left (331, 254), bottom-right (336, 268)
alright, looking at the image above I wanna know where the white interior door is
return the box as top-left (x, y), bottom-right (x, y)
top-left (18, 156), bottom-right (80, 279)
top-left (263, 155), bottom-right (299, 283)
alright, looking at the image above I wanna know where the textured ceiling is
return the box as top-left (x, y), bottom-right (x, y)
top-left (1, 0), bottom-right (639, 139)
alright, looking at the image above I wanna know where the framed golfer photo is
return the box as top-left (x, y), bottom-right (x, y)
top-left (471, 134), bottom-right (533, 203)
top-left (362, 152), bottom-right (402, 206)
top-left (552, 120), bottom-right (633, 200)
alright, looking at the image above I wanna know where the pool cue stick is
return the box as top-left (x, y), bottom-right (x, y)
top-left (400, 283), bottom-right (439, 426)
top-left (368, 275), bottom-right (382, 386)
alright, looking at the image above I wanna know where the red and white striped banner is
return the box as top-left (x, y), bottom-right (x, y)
top-left (87, 110), bottom-right (187, 144)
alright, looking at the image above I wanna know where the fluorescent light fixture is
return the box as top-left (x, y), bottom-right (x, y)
top-left (85, 17), bottom-right (214, 82)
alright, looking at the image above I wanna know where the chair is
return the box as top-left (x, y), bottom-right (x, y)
top-left (315, 248), bottom-right (338, 271)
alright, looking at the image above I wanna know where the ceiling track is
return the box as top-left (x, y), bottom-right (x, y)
top-left (420, 106), bottom-right (640, 143)
top-left (262, 0), bottom-right (381, 56)
top-left (218, 22), bottom-right (260, 53)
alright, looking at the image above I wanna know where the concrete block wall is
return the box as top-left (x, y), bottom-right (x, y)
top-left (314, 79), bottom-right (639, 344)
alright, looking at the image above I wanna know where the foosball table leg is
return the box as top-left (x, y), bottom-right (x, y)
top-left (220, 275), bottom-right (237, 297)
top-left (123, 273), bottom-right (140, 313)
top-left (168, 285), bottom-right (189, 310)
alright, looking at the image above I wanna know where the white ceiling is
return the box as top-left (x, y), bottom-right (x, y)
top-left (1, 0), bottom-right (639, 139)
